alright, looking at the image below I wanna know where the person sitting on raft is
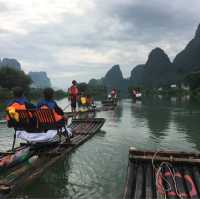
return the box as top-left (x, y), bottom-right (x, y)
top-left (86, 95), bottom-right (95, 109)
top-left (37, 88), bottom-right (67, 124)
top-left (6, 87), bottom-right (36, 126)
top-left (37, 88), bottom-right (73, 138)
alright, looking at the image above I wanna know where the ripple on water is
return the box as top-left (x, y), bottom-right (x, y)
top-left (1, 98), bottom-right (200, 198)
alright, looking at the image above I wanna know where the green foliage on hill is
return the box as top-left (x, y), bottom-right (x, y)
top-left (0, 87), bottom-right (12, 100)
top-left (185, 71), bottom-right (200, 91)
top-left (0, 67), bottom-right (32, 90)
top-left (0, 67), bottom-right (67, 101)
top-left (27, 88), bottom-right (67, 100)
top-left (77, 82), bottom-right (107, 99)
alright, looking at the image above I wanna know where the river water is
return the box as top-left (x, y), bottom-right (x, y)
top-left (1, 97), bottom-right (200, 198)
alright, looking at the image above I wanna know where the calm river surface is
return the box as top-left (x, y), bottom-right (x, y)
top-left (1, 97), bottom-right (200, 198)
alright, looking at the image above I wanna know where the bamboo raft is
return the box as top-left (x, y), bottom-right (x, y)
top-left (0, 118), bottom-right (105, 198)
top-left (101, 99), bottom-right (118, 107)
top-left (123, 147), bottom-right (200, 199)
top-left (64, 108), bottom-right (96, 117)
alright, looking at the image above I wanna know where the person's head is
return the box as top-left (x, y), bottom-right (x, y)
top-left (72, 80), bottom-right (77, 85)
top-left (43, 88), bottom-right (54, 100)
top-left (12, 87), bottom-right (24, 98)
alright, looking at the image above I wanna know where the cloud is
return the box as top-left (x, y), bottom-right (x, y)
top-left (0, 0), bottom-right (200, 88)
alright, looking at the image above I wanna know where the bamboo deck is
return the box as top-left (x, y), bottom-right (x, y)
top-left (0, 118), bottom-right (105, 198)
top-left (101, 99), bottom-right (118, 107)
top-left (123, 147), bottom-right (200, 199)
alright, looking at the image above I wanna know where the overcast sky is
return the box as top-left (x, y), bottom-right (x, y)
top-left (0, 0), bottom-right (200, 89)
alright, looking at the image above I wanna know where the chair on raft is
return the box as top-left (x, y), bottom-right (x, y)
top-left (6, 109), bottom-right (70, 151)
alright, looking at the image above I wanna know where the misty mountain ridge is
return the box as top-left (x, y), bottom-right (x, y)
top-left (88, 65), bottom-right (129, 94)
top-left (173, 24), bottom-right (200, 77)
top-left (0, 58), bottom-right (51, 89)
top-left (89, 23), bottom-right (200, 91)
top-left (0, 58), bottom-right (21, 70)
top-left (28, 71), bottom-right (51, 88)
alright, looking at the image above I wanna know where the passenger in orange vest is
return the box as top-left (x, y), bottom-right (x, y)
top-left (6, 87), bottom-right (36, 126)
top-left (37, 88), bottom-right (67, 123)
top-left (68, 80), bottom-right (79, 112)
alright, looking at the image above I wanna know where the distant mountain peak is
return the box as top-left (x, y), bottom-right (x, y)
top-left (149, 47), bottom-right (167, 57)
top-left (109, 64), bottom-right (121, 73)
top-left (105, 64), bottom-right (123, 80)
top-left (173, 23), bottom-right (200, 75)
top-left (195, 24), bottom-right (200, 38)
top-left (146, 47), bottom-right (171, 66)
top-left (0, 58), bottom-right (21, 70)
top-left (29, 71), bottom-right (51, 88)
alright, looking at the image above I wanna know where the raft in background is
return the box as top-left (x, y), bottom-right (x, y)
top-left (101, 99), bottom-right (118, 107)
top-left (123, 147), bottom-right (200, 199)
top-left (0, 118), bottom-right (105, 198)
top-left (132, 92), bottom-right (142, 100)
top-left (64, 108), bottom-right (96, 118)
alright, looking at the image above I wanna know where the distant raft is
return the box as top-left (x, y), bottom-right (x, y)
top-left (123, 147), bottom-right (200, 199)
top-left (101, 98), bottom-right (118, 107)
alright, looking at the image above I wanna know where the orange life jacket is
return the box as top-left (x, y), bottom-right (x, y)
top-left (69, 86), bottom-right (78, 97)
top-left (86, 97), bottom-right (92, 105)
top-left (6, 102), bottom-right (27, 121)
top-left (40, 105), bottom-right (63, 122)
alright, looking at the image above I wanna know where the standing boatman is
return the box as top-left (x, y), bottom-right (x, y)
top-left (68, 80), bottom-right (79, 112)
top-left (111, 88), bottom-right (117, 99)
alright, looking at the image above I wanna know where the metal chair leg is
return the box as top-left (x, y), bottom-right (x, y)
top-left (63, 126), bottom-right (70, 143)
top-left (12, 131), bottom-right (16, 151)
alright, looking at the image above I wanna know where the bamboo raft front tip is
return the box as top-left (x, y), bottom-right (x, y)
top-left (124, 147), bottom-right (200, 199)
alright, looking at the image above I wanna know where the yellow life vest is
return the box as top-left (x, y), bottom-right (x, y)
top-left (80, 97), bottom-right (86, 105)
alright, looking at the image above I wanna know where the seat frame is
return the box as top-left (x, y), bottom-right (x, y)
top-left (6, 109), bottom-right (69, 150)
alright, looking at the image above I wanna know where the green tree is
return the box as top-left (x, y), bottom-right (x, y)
top-left (0, 67), bottom-right (32, 90)
top-left (185, 71), bottom-right (200, 90)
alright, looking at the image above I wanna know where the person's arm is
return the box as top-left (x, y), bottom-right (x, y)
top-left (54, 102), bottom-right (68, 122)
top-left (54, 102), bottom-right (64, 116)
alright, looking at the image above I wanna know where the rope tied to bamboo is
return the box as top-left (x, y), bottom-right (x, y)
top-left (152, 151), bottom-right (184, 199)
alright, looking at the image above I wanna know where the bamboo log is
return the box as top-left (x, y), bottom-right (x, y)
top-left (192, 166), bottom-right (200, 196)
top-left (134, 165), bottom-right (144, 199)
top-left (123, 160), bottom-right (135, 199)
top-left (130, 155), bottom-right (200, 164)
top-left (145, 165), bottom-right (153, 199)
top-left (129, 148), bottom-right (200, 159)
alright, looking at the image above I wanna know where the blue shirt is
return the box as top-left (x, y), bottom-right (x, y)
top-left (6, 97), bottom-right (36, 109)
top-left (37, 99), bottom-right (64, 116)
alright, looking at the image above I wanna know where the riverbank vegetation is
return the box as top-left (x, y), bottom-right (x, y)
top-left (128, 86), bottom-right (190, 97)
top-left (0, 67), bottom-right (67, 102)
top-left (77, 82), bottom-right (107, 99)
top-left (185, 71), bottom-right (200, 102)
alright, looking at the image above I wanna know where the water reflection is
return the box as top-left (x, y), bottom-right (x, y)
top-left (103, 102), bottom-right (123, 124)
top-left (173, 110), bottom-right (200, 151)
top-left (132, 97), bottom-right (171, 138)
top-left (143, 98), bottom-right (171, 138)
top-left (15, 155), bottom-right (71, 198)
top-left (1, 97), bottom-right (200, 198)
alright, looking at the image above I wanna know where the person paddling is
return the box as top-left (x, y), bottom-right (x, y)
top-left (68, 80), bottom-right (79, 112)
